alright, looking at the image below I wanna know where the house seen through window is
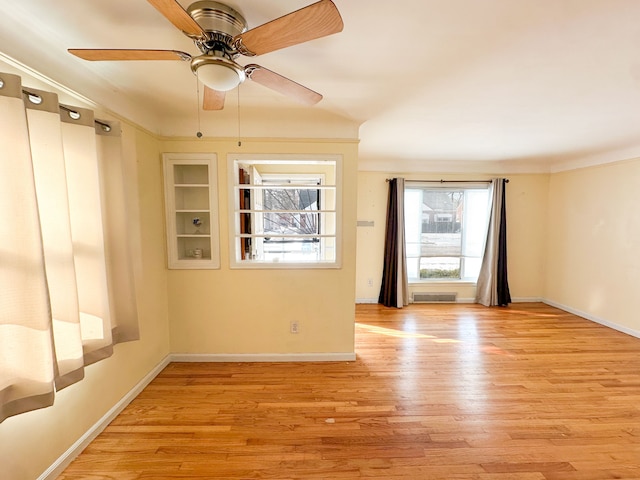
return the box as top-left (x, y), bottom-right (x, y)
top-left (404, 183), bottom-right (490, 281)
top-left (230, 156), bottom-right (340, 267)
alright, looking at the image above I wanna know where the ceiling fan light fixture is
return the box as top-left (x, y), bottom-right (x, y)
top-left (192, 55), bottom-right (245, 91)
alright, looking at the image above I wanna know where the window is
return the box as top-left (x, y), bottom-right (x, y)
top-left (229, 155), bottom-right (340, 268)
top-left (404, 183), bottom-right (490, 282)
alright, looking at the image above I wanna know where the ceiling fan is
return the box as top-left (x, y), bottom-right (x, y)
top-left (68, 0), bottom-right (343, 110)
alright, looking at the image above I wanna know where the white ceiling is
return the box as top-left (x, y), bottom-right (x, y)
top-left (2, 0), bottom-right (640, 172)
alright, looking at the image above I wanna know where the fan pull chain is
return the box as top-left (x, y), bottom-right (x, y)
top-left (195, 74), bottom-right (203, 138)
top-left (237, 86), bottom-right (242, 147)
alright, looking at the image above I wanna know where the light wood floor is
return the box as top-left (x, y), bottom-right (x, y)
top-left (59, 303), bottom-right (640, 479)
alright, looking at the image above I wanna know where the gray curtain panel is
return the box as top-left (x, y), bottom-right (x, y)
top-left (476, 178), bottom-right (511, 306)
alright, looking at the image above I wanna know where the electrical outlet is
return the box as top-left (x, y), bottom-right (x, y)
top-left (367, 278), bottom-right (373, 287)
top-left (290, 321), bottom-right (300, 334)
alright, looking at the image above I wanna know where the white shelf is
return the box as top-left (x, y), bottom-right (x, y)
top-left (163, 153), bottom-right (220, 269)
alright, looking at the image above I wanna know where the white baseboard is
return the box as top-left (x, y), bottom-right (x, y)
top-left (511, 297), bottom-right (543, 303)
top-left (456, 297), bottom-right (476, 304)
top-left (39, 355), bottom-right (171, 480)
top-left (357, 297), bottom-right (477, 304)
top-left (356, 297), bottom-right (543, 305)
top-left (356, 298), bottom-right (378, 304)
top-left (170, 352), bottom-right (356, 362)
top-left (543, 298), bottom-right (640, 339)
top-left (447, 297), bottom-right (543, 304)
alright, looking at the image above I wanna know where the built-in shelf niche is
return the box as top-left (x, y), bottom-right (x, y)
top-left (163, 153), bottom-right (219, 269)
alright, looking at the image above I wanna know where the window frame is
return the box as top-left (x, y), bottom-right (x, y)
top-left (404, 182), bottom-right (490, 284)
top-left (227, 154), bottom-right (342, 269)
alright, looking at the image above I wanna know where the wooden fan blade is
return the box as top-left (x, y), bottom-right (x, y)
top-left (203, 86), bottom-right (225, 110)
top-left (146, 0), bottom-right (205, 37)
top-left (245, 64), bottom-right (322, 105)
top-left (68, 49), bottom-right (191, 61)
top-left (234, 0), bottom-right (343, 56)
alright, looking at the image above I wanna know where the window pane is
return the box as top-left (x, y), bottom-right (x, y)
top-left (230, 158), bottom-right (339, 267)
top-left (405, 186), bottom-right (489, 282)
top-left (263, 188), bottom-right (318, 211)
top-left (462, 256), bottom-right (482, 279)
top-left (461, 189), bottom-right (490, 279)
top-left (422, 189), bottom-right (462, 280)
top-left (420, 257), bottom-right (461, 279)
top-left (264, 211), bottom-right (319, 235)
top-left (263, 238), bottom-right (323, 263)
top-left (404, 189), bottom-right (422, 259)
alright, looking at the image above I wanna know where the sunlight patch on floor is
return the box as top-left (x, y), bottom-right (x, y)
top-left (355, 322), bottom-right (483, 346)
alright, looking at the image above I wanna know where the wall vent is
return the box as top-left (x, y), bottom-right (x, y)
top-left (412, 292), bottom-right (457, 303)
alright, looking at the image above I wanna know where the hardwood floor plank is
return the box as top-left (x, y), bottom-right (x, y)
top-left (58, 303), bottom-right (640, 479)
top-left (481, 462), bottom-right (575, 473)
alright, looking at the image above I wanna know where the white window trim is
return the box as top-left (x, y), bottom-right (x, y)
top-left (404, 181), bottom-right (490, 283)
top-left (227, 153), bottom-right (343, 269)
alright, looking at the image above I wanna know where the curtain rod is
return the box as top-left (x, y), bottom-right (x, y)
top-left (58, 104), bottom-right (112, 132)
top-left (386, 178), bottom-right (509, 183)
top-left (22, 89), bottom-right (112, 132)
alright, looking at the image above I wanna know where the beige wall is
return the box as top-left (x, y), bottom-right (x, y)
top-left (0, 124), bottom-right (172, 480)
top-left (546, 157), bottom-right (640, 334)
top-left (355, 171), bottom-right (549, 302)
top-left (160, 138), bottom-right (359, 355)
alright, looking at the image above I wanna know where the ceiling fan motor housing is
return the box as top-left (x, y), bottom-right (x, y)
top-left (187, 1), bottom-right (247, 57)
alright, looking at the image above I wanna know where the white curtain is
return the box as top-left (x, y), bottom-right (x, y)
top-left (0, 72), bottom-right (139, 423)
top-left (476, 178), bottom-right (511, 306)
top-left (27, 89), bottom-right (84, 389)
top-left (95, 121), bottom-right (139, 345)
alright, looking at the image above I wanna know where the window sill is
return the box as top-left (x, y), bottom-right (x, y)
top-left (230, 260), bottom-right (341, 270)
top-left (409, 279), bottom-right (477, 286)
